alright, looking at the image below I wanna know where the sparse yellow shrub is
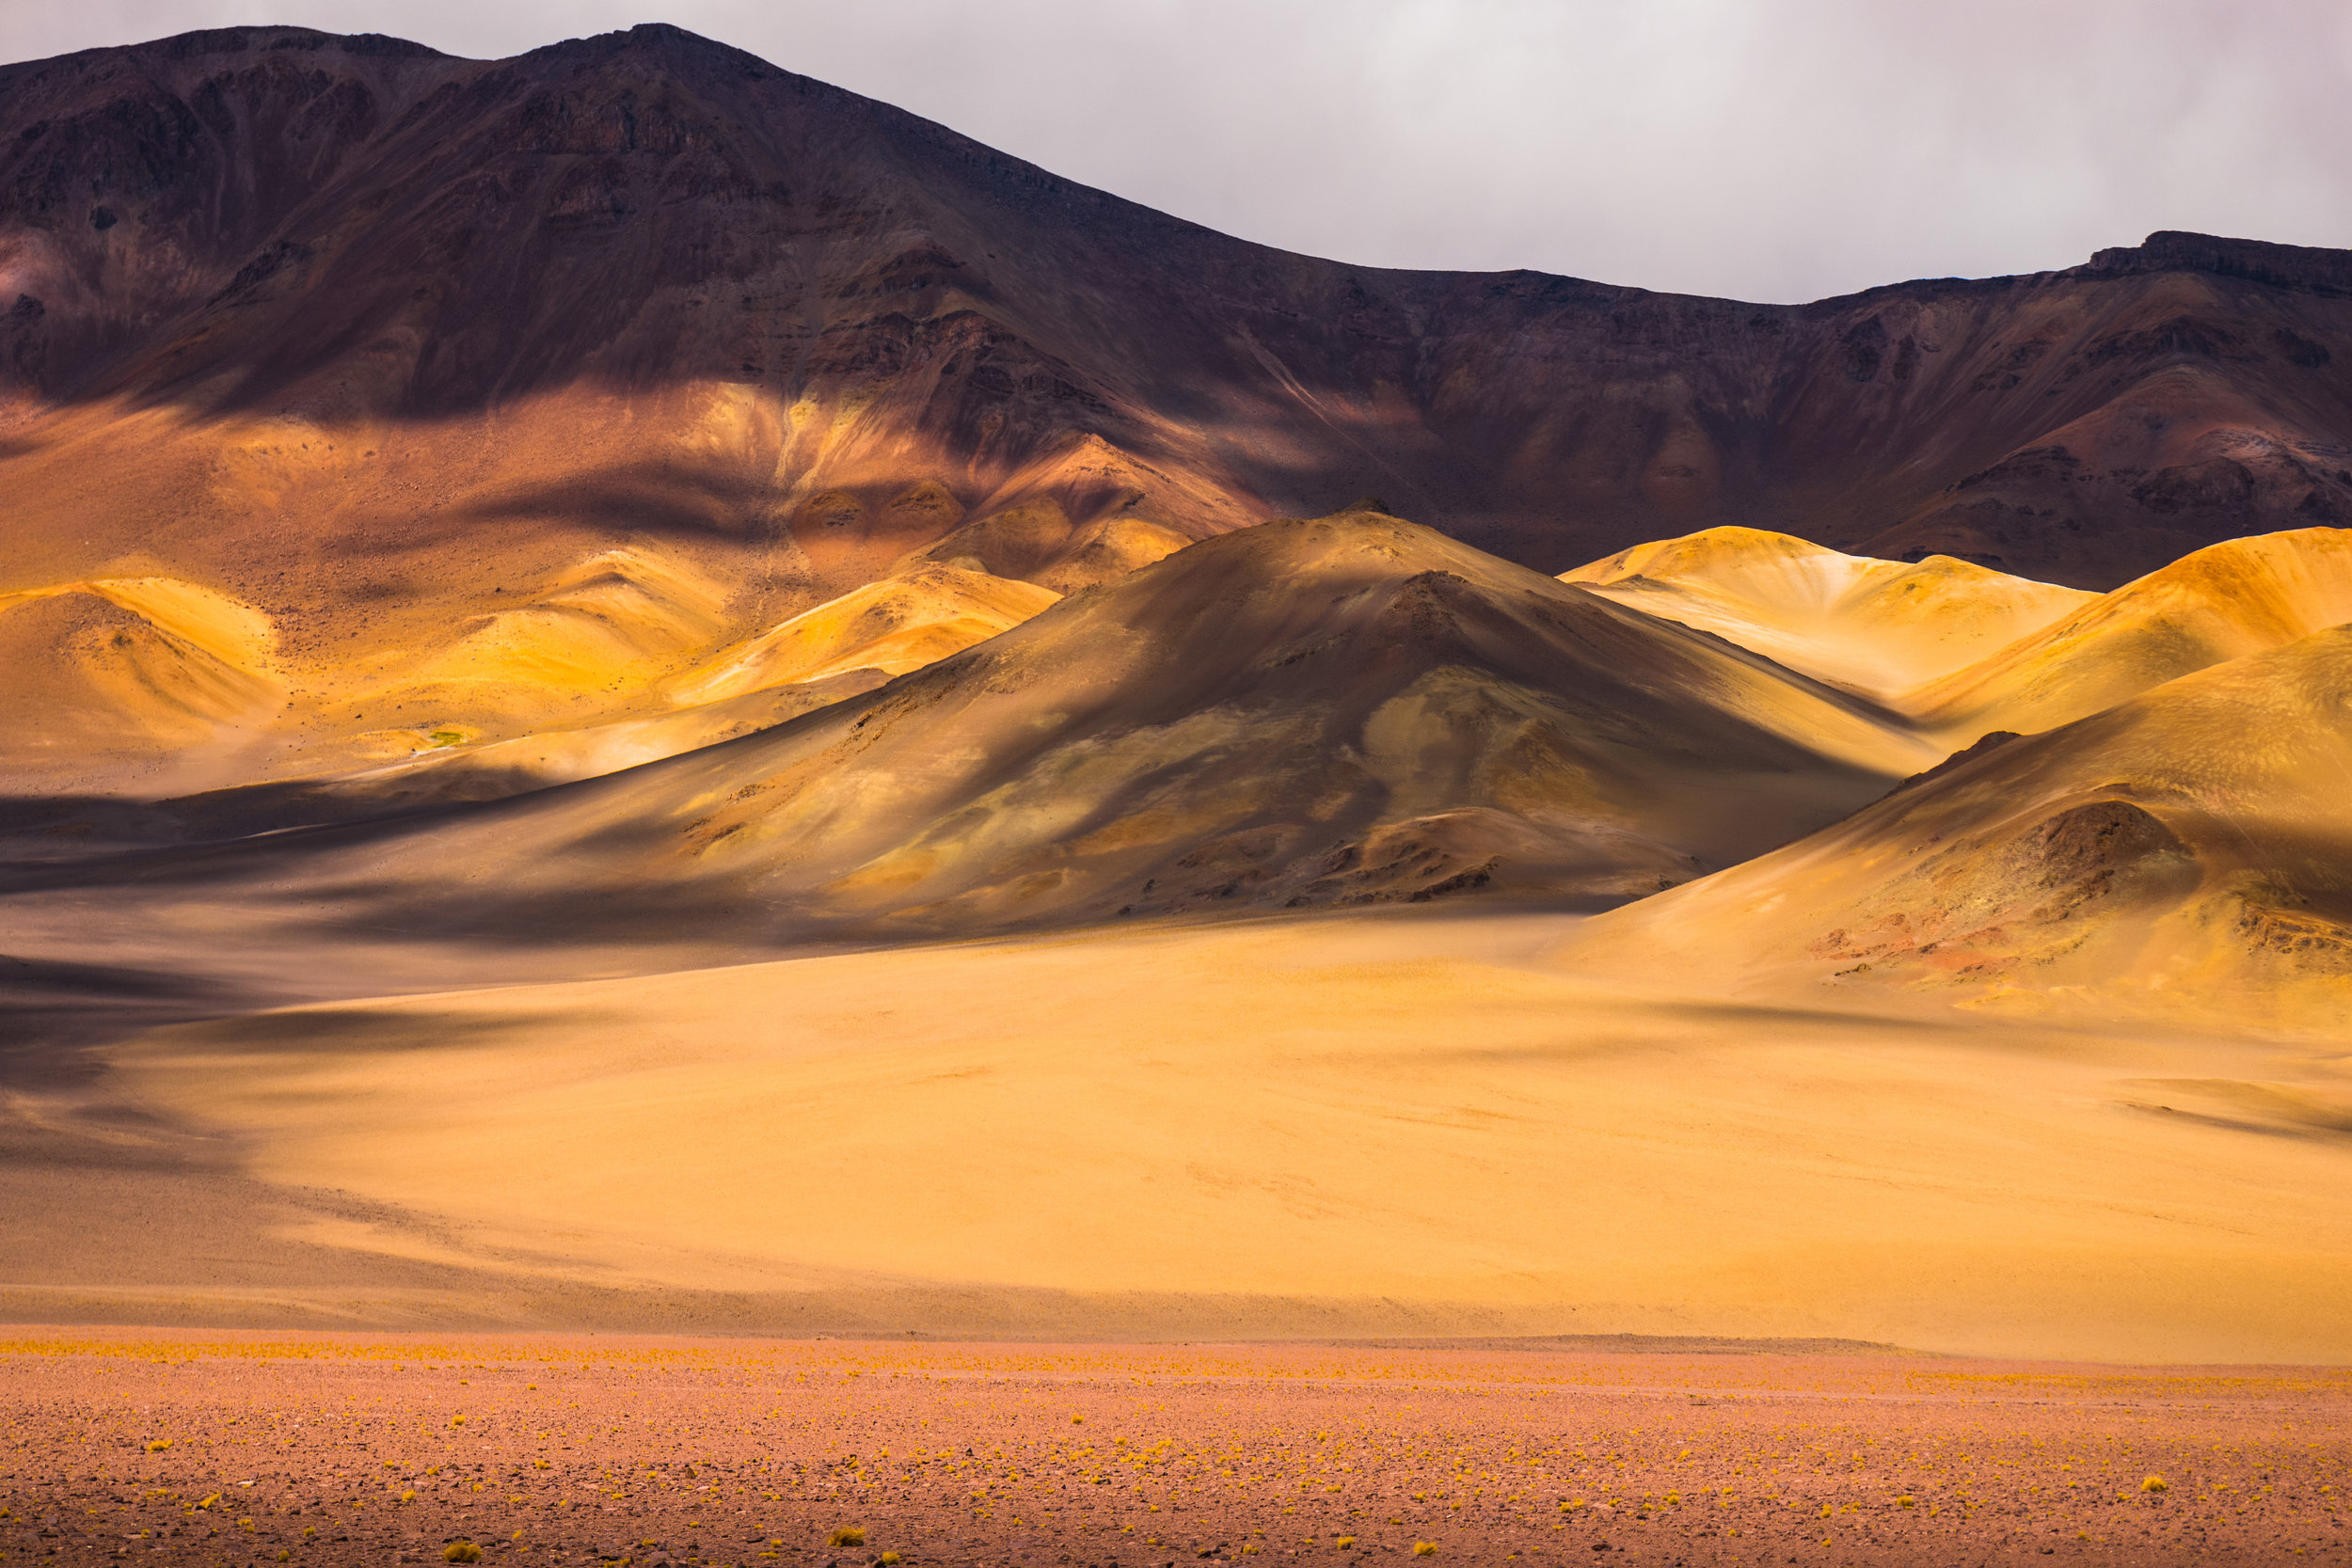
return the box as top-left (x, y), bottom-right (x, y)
top-left (2143, 1476), bottom-right (2169, 1494)
top-left (1413, 1544), bottom-right (1438, 1558)
top-left (880, 1555), bottom-right (901, 1566)
top-left (1335, 1536), bottom-right (1355, 1549)
top-left (445, 1544), bottom-right (484, 1564)
top-left (146, 1439), bottom-right (171, 1452)
top-left (827, 1527), bottom-right (866, 1548)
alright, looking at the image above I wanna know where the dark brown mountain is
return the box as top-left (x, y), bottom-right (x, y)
top-left (8, 24), bottom-right (2352, 577)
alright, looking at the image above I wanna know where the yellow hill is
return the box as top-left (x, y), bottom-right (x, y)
top-left (666, 563), bottom-right (1058, 705)
top-left (21, 511), bottom-right (1941, 950)
top-left (1563, 526), bottom-right (2093, 700)
top-left (1559, 623), bottom-right (2352, 1036)
top-left (1906, 526), bottom-right (2352, 738)
top-left (0, 577), bottom-right (282, 789)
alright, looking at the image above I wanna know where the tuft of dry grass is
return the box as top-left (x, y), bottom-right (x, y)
top-left (1413, 1544), bottom-right (1438, 1557)
top-left (2143, 1476), bottom-right (2169, 1494)
top-left (827, 1526), bottom-right (866, 1548)
top-left (444, 1542), bottom-right (484, 1563)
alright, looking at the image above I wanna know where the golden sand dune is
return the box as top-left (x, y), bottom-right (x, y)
top-left (667, 563), bottom-right (1057, 705)
top-left (1563, 527), bottom-right (2093, 699)
top-left (1904, 525), bottom-right (2352, 737)
top-left (106, 911), bottom-right (2352, 1360)
top-left (89, 510), bottom-right (1946, 948)
top-left (1561, 623), bottom-right (2352, 1034)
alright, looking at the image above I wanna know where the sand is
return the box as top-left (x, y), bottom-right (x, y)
top-left (2, 1329), bottom-right (2347, 1567)
top-left (4, 909), bottom-right (2315, 1364)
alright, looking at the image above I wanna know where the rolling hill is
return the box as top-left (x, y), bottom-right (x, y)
top-left (1559, 621), bottom-right (2352, 1036)
top-left (8, 26), bottom-right (2352, 792)
top-left (2, 510), bottom-right (1940, 961)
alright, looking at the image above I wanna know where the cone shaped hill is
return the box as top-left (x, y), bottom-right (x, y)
top-left (9, 510), bottom-right (1948, 958)
top-left (10, 26), bottom-right (2352, 792)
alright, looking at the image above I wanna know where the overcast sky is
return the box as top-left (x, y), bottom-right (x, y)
top-left (5, 0), bottom-right (2345, 303)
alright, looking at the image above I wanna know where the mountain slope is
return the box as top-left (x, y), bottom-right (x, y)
top-left (8, 27), bottom-right (2352, 793)
top-left (1562, 527), bottom-right (2094, 699)
top-left (1904, 526), bottom-right (2352, 738)
top-left (1560, 625), bottom-right (2352, 1034)
top-left (6, 510), bottom-right (1941, 954)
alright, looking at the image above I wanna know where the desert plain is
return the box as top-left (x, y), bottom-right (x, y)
top-left (4, 1330), bottom-right (2350, 1568)
top-left (6, 21), bottom-right (2352, 1568)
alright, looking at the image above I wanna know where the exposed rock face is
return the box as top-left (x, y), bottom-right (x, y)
top-left (4, 24), bottom-right (2352, 600)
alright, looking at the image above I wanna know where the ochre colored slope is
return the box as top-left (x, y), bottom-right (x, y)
top-left (1562, 527), bottom-right (2092, 698)
top-left (0, 576), bottom-right (283, 790)
top-left (17, 511), bottom-right (1940, 949)
top-left (667, 564), bottom-right (1058, 704)
top-left (1561, 624), bottom-right (2352, 1034)
top-left (1905, 525), bottom-right (2352, 738)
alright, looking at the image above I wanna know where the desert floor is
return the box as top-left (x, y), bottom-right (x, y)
top-left (4, 907), bottom-right (2348, 1364)
top-left (1, 1329), bottom-right (2346, 1568)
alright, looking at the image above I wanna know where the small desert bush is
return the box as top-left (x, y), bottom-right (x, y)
top-left (2142, 1476), bottom-right (2169, 1494)
top-left (445, 1543), bottom-right (484, 1563)
top-left (827, 1526), bottom-right (866, 1548)
top-left (1413, 1544), bottom-right (1438, 1558)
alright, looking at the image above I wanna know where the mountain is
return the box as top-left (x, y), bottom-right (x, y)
top-left (8, 25), bottom-right (2352, 791)
top-left (1559, 623), bottom-right (2352, 1035)
top-left (3, 510), bottom-right (1943, 963)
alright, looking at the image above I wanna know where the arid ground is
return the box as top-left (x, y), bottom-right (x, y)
top-left (4, 1330), bottom-right (2349, 1568)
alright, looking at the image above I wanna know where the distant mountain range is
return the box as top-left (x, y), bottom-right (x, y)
top-left (6, 22), bottom-right (2351, 596)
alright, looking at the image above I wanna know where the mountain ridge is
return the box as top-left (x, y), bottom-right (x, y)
top-left (7, 23), bottom-right (2352, 795)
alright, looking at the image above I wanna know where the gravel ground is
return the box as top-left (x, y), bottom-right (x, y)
top-left (2, 1330), bottom-right (2346, 1567)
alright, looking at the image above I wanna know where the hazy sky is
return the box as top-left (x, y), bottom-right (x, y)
top-left (5, 0), bottom-right (2346, 303)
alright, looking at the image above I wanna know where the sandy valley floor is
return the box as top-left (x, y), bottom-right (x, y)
top-left (2, 908), bottom-right (2342, 1364)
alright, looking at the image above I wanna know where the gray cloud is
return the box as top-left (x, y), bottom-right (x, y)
top-left (7, 0), bottom-right (2346, 302)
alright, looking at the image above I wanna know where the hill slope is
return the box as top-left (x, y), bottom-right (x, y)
top-left (8, 27), bottom-right (2352, 788)
top-left (1905, 526), bottom-right (2352, 738)
top-left (1562, 527), bottom-right (2094, 699)
top-left (5, 511), bottom-right (1940, 955)
top-left (1560, 624), bottom-right (2352, 1035)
